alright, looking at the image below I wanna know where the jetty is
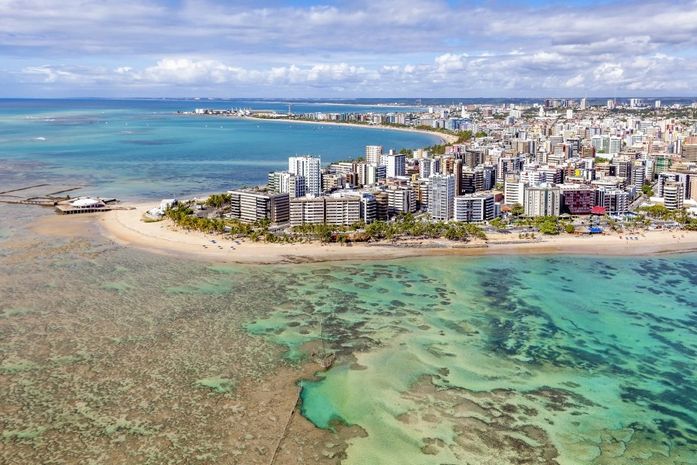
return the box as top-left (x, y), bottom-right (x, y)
top-left (0, 183), bottom-right (120, 214)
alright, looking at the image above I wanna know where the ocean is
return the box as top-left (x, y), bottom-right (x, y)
top-left (0, 99), bottom-right (695, 465)
top-left (0, 98), bottom-right (439, 199)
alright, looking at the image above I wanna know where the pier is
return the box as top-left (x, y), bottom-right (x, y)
top-left (0, 183), bottom-right (119, 214)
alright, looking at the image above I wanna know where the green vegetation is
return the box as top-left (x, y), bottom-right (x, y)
top-left (166, 203), bottom-right (486, 244)
top-left (514, 216), bottom-right (575, 235)
top-left (641, 183), bottom-right (654, 197)
top-left (362, 213), bottom-right (486, 242)
top-left (422, 129), bottom-right (474, 154)
top-left (510, 203), bottom-right (524, 218)
top-left (595, 157), bottom-right (610, 163)
top-left (205, 193), bottom-right (231, 208)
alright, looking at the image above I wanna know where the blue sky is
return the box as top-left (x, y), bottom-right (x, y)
top-left (1, 0), bottom-right (696, 98)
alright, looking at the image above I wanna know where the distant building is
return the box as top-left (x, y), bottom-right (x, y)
top-left (683, 136), bottom-right (697, 162)
top-left (288, 156), bottom-right (322, 196)
top-left (365, 145), bottom-right (383, 165)
top-left (268, 171), bottom-right (306, 198)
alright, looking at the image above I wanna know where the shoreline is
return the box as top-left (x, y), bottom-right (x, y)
top-left (36, 204), bottom-right (697, 265)
top-left (241, 115), bottom-right (459, 145)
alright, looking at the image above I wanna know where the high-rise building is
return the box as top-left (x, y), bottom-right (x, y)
top-left (387, 187), bottom-right (416, 215)
top-left (523, 185), bottom-right (561, 217)
top-left (386, 153), bottom-right (406, 178)
top-left (325, 195), bottom-right (361, 225)
top-left (559, 185), bottom-right (595, 215)
top-left (608, 136), bottom-right (622, 155)
top-left (682, 136), bottom-right (697, 162)
top-left (290, 196), bottom-right (325, 226)
top-left (504, 175), bottom-right (526, 206)
top-left (453, 194), bottom-right (495, 222)
top-left (288, 156), bottom-right (322, 196)
top-left (268, 171), bottom-right (306, 198)
top-left (497, 155), bottom-right (526, 182)
top-left (357, 163), bottom-right (378, 186)
top-left (365, 145), bottom-right (383, 165)
top-left (227, 190), bottom-right (290, 224)
top-left (428, 174), bottom-right (455, 220)
top-left (359, 193), bottom-right (377, 223)
top-left (663, 181), bottom-right (685, 210)
top-left (596, 187), bottom-right (629, 214)
top-left (419, 158), bottom-right (432, 178)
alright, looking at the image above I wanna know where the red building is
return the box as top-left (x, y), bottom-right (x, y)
top-left (561, 188), bottom-right (596, 214)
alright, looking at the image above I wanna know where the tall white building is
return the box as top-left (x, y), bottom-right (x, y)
top-left (609, 136), bottom-right (622, 155)
top-left (663, 181), bottom-right (685, 210)
top-left (288, 156), bottom-right (322, 196)
top-left (428, 174), bottom-right (455, 220)
top-left (365, 145), bottom-right (383, 165)
top-left (386, 153), bottom-right (406, 178)
top-left (504, 175), bottom-right (526, 206)
top-left (523, 185), bottom-right (561, 217)
top-left (387, 187), bottom-right (416, 215)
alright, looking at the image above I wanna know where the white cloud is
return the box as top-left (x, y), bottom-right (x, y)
top-left (5, 0), bottom-right (697, 96)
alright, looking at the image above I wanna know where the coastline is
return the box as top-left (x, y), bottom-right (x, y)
top-left (243, 116), bottom-right (459, 144)
top-left (36, 204), bottom-right (697, 265)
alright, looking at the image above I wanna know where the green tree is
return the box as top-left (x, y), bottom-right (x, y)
top-left (510, 203), bottom-right (524, 218)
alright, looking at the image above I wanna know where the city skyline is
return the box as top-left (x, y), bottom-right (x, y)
top-left (2, 0), bottom-right (697, 98)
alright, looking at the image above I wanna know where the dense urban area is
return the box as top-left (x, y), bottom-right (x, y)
top-left (166, 98), bottom-right (697, 242)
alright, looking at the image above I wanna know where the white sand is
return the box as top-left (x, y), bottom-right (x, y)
top-left (246, 117), bottom-right (460, 144)
top-left (87, 204), bottom-right (697, 265)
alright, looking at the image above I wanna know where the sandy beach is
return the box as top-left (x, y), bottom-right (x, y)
top-left (245, 116), bottom-right (460, 144)
top-left (35, 203), bottom-right (697, 265)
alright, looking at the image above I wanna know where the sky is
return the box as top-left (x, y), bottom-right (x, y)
top-left (1, 0), bottom-right (697, 98)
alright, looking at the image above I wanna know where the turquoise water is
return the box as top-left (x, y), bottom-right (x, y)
top-left (0, 99), bottom-right (439, 199)
top-left (247, 257), bottom-right (697, 464)
top-left (2, 99), bottom-right (696, 464)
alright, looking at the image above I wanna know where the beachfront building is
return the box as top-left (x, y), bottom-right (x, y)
top-left (227, 189), bottom-right (290, 224)
top-left (504, 174), bottom-right (526, 205)
top-left (289, 194), bottom-right (361, 227)
top-left (387, 187), bottom-right (416, 215)
top-left (596, 187), bottom-right (629, 214)
top-left (326, 195), bottom-right (361, 225)
top-left (289, 156), bottom-right (322, 196)
top-left (663, 181), bottom-right (685, 210)
top-left (360, 193), bottom-right (377, 223)
top-left (559, 185), bottom-right (596, 215)
top-left (523, 185), bottom-right (561, 217)
top-left (453, 193), bottom-right (495, 222)
top-left (428, 174), bottom-right (455, 220)
top-left (290, 197), bottom-right (325, 226)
